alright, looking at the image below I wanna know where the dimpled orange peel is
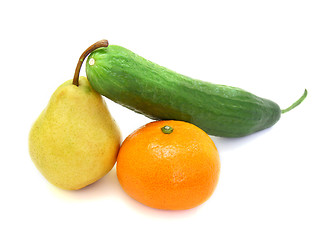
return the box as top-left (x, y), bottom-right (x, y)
top-left (116, 120), bottom-right (220, 210)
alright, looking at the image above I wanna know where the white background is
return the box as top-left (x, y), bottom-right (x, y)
top-left (1, 1), bottom-right (319, 239)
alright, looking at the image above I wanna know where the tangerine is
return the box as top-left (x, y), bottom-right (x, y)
top-left (116, 120), bottom-right (220, 210)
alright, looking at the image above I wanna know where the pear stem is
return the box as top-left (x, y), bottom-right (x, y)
top-left (72, 39), bottom-right (109, 86)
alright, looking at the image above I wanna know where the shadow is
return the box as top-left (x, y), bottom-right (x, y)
top-left (49, 164), bottom-right (199, 217)
top-left (210, 127), bottom-right (273, 153)
top-left (49, 167), bottom-right (122, 202)
top-left (116, 182), bottom-right (200, 218)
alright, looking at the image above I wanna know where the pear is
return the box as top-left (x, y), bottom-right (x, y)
top-left (29, 40), bottom-right (121, 190)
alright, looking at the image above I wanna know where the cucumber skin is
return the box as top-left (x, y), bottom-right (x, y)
top-left (86, 45), bottom-right (281, 137)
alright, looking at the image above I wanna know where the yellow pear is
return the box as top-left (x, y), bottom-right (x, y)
top-left (29, 76), bottom-right (121, 190)
top-left (29, 40), bottom-right (121, 190)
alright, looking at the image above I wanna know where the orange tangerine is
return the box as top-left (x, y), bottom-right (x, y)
top-left (116, 120), bottom-right (220, 210)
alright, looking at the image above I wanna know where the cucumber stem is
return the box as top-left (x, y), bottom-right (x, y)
top-left (281, 89), bottom-right (308, 114)
top-left (72, 39), bottom-right (109, 86)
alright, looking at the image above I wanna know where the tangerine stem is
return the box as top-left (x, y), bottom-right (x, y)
top-left (161, 125), bottom-right (174, 134)
top-left (72, 39), bottom-right (109, 86)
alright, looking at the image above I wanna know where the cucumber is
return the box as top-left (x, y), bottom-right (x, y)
top-left (85, 44), bottom-right (307, 137)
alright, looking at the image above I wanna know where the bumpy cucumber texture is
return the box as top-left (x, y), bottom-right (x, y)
top-left (85, 44), bottom-right (307, 137)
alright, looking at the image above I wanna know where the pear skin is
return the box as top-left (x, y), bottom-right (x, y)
top-left (29, 76), bottom-right (121, 190)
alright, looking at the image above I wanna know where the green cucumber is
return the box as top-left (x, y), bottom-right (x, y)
top-left (85, 44), bottom-right (307, 137)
